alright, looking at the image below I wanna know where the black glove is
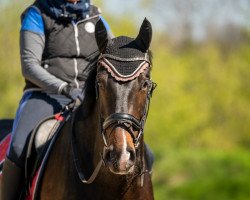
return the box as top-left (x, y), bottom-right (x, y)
top-left (61, 84), bottom-right (84, 102)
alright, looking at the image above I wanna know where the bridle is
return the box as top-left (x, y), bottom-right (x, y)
top-left (71, 52), bottom-right (156, 185)
top-left (96, 52), bottom-right (156, 149)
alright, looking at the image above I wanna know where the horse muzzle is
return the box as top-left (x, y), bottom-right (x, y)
top-left (101, 114), bottom-right (140, 175)
top-left (103, 143), bottom-right (136, 175)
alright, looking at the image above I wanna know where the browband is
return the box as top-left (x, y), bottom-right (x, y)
top-left (98, 52), bottom-right (151, 82)
top-left (98, 53), bottom-right (151, 63)
top-left (99, 60), bottom-right (149, 82)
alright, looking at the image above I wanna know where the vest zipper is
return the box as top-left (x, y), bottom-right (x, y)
top-left (72, 21), bottom-right (80, 88)
top-left (73, 15), bottom-right (100, 53)
top-left (71, 16), bottom-right (99, 88)
top-left (72, 21), bottom-right (80, 56)
top-left (73, 58), bottom-right (79, 88)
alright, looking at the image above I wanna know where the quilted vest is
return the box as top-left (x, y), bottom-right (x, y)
top-left (23, 3), bottom-right (100, 91)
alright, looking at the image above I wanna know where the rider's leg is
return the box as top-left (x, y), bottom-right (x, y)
top-left (1, 91), bottom-right (70, 200)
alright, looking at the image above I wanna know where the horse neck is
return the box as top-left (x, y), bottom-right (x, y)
top-left (74, 102), bottom-right (103, 167)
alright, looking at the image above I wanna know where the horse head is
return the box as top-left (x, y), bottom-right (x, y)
top-left (95, 18), bottom-right (155, 175)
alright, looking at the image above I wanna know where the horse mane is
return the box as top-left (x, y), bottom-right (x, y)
top-left (78, 60), bottom-right (98, 118)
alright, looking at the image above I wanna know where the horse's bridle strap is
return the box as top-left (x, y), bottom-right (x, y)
top-left (71, 110), bottom-right (103, 184)
top-left (99, 53), bottom-right (150, 63)
top-left (103, 113), bottom-right (141, 131)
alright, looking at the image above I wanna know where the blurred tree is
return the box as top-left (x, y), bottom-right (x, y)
top-left (130, 0), bottom-right (250, 43)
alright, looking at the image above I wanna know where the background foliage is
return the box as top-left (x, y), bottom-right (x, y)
top-left (1, 0), bottom-right (250, 199)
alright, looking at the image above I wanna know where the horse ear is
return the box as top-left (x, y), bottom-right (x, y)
top-left (95, 19), bottom-right (109, 53)
top-left (135, 18), bottom-right (152, 52)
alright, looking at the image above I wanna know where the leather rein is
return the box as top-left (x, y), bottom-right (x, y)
top-left (71, 52), bottom-right (156, 184)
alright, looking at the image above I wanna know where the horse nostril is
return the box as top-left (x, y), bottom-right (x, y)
top-left (127, 149), bottom-right (136, 163)
top-left (104, 149), bottom-right (112, 163)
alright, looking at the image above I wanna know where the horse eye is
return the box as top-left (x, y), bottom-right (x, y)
top-left (96, 72), bottom-right (107, 89)
top-left (97, 80), bottom-right (104, 89)
top-left (141, 80), bottom-right (149, 90)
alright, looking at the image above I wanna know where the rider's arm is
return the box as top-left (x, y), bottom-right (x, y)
top-left (20, 7), bottom-right (67, 93)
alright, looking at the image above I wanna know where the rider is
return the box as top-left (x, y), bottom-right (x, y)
top-left (1, 0), bottom-right (113, 199)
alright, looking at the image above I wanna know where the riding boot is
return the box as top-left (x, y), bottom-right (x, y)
top-left (0, 157), bottom-right (24, 200)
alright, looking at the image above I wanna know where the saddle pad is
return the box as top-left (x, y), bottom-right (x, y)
top-left (25, 164), bottom-right (42, 200)
top-left (0, 134), bottom-right (11, 173)
top-left (25, 113), bottom-right (67, 200)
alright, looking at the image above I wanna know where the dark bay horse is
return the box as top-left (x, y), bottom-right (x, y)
top-left (38, 18), bottom-right (155, 200)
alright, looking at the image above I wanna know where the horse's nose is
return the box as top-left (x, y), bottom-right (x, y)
top-left (104, 146), bottom-right (136, 173)
top-left (124, 147), bottom-right (136, 163)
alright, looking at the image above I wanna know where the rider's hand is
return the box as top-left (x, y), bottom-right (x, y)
top-left (61, 84), bottom-right (84, 102)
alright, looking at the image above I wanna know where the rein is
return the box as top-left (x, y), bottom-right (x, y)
top-left (71, 110), bottom-right (103, 184)
top-left (68, 99), bottom-right (104, 184)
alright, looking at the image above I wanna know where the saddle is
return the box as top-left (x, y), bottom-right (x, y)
top-left (0, 112), bottom-right (68, 200)
top-left (0, 119), bottom-right (13, 172)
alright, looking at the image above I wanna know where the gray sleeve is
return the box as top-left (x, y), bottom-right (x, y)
top-left (20, 30), bottom-right (67, 93)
